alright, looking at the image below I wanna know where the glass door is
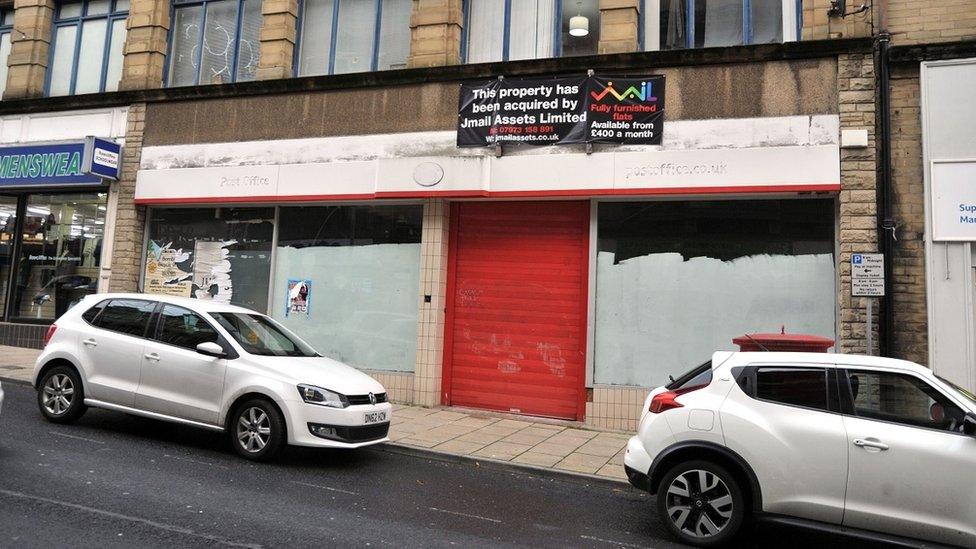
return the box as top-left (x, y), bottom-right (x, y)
top-left (0, 195), bottom-right (18, 316)
top-left (11, 192), bottom-right (107, 321)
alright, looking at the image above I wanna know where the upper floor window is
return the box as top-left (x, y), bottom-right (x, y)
top-left (48, 0), bottom-right (129, 96)
top-left (646, 0), bottom-right (798, 50)
top-left (297, 0), bottom-right (412, 76)
top-left (168, 0), bottom-right (263, 86)
top-left (464, 0), bottom-right (600, 64)
top-left (0, 11), bottom-right (12, 98)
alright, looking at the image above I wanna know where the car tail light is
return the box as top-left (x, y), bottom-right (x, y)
top-left (43, 324), bottom-right (57, 347)
top-left (649, 384), bottom-right (708, 414)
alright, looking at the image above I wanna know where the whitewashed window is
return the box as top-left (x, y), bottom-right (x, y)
top-left (645, 0), bottom-right (797, 51)
top-left (271, 205), bottom-right (422, 373)
top-left (594, 200), bottom-right (836, 388)
top-left (297, 0), bottom-right (411, 77)
top-left (47, 0), bottom-right (129, 96)
top-left (464, 0), bottom-right (598, 63)
top-left (167, 0), bottom-right (262, 86)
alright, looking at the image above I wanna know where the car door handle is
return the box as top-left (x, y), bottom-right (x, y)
top-left (853, 438), bottom-right (889, 451)
top-left (82, 338), bottom-right (97, 347)
top-left (144, 353), bottom-right (160, 362)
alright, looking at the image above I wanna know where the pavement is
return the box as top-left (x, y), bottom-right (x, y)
top-left (0, 345), bottom-right (630, 483)
top-left (0, 382), bottom-right (869, 548)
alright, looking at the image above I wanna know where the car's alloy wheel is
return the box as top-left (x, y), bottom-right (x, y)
top-left (37, 366), bottom-right (86, 423)
top-left (657, 460), bottom-right (745, 546)
top-left (237, 406), bottom-right (272, 453)
top-left (229, 398), bottom-right (285, 461)
top-left (665, 469), bottom-right (734, 538)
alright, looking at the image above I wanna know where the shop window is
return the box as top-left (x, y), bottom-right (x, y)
top-left (648, 0), bottom-right (797, 50)
top-left (297, 0), bottom-right (412, 76)
top-left (167, 0), bottom-right (262, 86)
top-left (0, 11), bottom-right (13, 98)
top-left (464, 0), bottom-right (599, 63)
top-left (594, 199), bottom-right (836, 388)
top-left (47, 0), bottom-right (129, 96)
top-left (0, 197), bottom-right (17, 313)
top-left (273, 205), bottom-right (422, 372)
top-left (144, 207), bottom-right (274, 311)
top-left (12, 193), bottom-right (107, 321)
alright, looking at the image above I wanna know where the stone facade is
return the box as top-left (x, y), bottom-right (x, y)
top-left (888, 65), bottom-right (928, 365)
top-left (4, 0), bottom-right (55, 99)
top-left (802, 0), bottom-right (873, 41)
top-left (107, 103), bottom-right (148, 293)
top-left (888, 0), bottom-right (976, 45)
top-left (407, 0), bottom-right (463, 68)
top-left (837, 52), bottom-right (879, 355)
top-left (598, 0), bottom-right (640, 55)
top-left (119, 0), bottom-right (170, 90)
top-left (257, 0), bottom-right (297, 80)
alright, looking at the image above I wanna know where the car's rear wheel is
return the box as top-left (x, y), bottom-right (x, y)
top-left (656, 460), bottom-right (745, 547)
top-left (230, 398), bottom-right (285, 461)
top-left (37, 365), bottom-right (87, 423)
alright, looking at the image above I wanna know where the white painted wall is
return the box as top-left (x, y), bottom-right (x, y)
top-left (923, 58), bottom-right (976, 391)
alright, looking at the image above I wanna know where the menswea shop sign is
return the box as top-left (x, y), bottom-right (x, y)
top-left (0, 137), bottom-right (121, 187)
top-left (457, 75), bottom-right (665, 147)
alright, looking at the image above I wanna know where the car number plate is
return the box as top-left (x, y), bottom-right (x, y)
top-left (364, 411), bottom-right (387, 425)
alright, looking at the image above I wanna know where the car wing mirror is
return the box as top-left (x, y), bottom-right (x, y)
top-left (196, 341), bottom-right (227, 359)
top-left (963, 413), bottom-right (976, 437)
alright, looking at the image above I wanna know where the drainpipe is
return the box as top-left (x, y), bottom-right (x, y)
top-left (877, 0), bottom-right (895, 357)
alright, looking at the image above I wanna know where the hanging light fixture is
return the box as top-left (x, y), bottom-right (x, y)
top-left (569, 1), bottom-right (589, 37)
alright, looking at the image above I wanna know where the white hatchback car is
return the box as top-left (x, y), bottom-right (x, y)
top-left (32, 293), bottom-right (392, 461)
top-left (624, 351), bottom-right (976, 547)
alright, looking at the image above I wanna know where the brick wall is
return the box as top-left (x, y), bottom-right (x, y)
top-left (888, 0), bottom-right (976, 45)
top-left (108, 103), bottom-right (148, 293)
top-left (888, 65), bottom-right (928, 364)
top-left (837, 53), bottom-right (880, 355)
top-left (802, 0), bottom-right (873, 41)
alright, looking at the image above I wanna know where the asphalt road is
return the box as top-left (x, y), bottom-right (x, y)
top-left (0, 381), bottom-right (893, 549)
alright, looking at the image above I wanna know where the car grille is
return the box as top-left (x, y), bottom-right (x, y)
top-left (347, 393), bottom-right (388, 405)
top-left (309, 422), bottom-right (390, 443)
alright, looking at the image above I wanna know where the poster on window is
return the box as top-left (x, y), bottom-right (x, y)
top-left (457, 75), bottom-right (665, 147)
top-left (285, 279), bottom-right (311, 317)
top-left (193, 240), bottom-right (235, 304)
top-left (144, 240), bottom-right (193, 298)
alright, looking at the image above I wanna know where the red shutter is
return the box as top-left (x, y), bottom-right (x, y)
top-left (443, 201), bottom-right (589, 420)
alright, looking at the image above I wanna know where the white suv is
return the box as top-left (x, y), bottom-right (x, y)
top-left (32, 293), bottom-right (392, 461)
top-left (624, 352), bottom-right (976, 547)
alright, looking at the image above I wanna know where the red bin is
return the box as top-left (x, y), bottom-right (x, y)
top-left (732, 329), bottom-right (835, 353)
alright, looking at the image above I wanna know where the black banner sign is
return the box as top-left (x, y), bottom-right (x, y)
top-left (457, 75), bottom-right (665, 147)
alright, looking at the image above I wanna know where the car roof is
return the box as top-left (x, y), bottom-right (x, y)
top-left (717, 350), bottom-right (930, 375)
top-left (83, 293), bottom-right (259, 315)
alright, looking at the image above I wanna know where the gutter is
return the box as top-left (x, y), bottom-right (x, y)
top-left (876, 1), bottom-right (895, 356)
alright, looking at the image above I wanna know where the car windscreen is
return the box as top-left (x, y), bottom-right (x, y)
top-left (666, 360), bottom-right (713, 391)
top-left (938, 375), bottom-right (976, 407)
top-left (209, 312), bottom-right (319, 357)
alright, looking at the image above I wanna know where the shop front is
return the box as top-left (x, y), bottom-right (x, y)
top-left (133, 111), bottom-right (842, 424)
top-left (0, 107), bottom-right (126, 347)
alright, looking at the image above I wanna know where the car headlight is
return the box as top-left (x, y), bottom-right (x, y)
top-left (297, 384), bottom-right (349, 408)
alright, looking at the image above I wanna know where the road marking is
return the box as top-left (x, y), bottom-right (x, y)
top-left (49, 431), bottom-right (104, 445)
top-left (291, 481), bottom-right (358, 496)
top-left (428, 507), bottom-right (502, 524)
top-left (579, 535), bottom-right (649, 548)
top-left (0, 488), bottom-right (262, 548)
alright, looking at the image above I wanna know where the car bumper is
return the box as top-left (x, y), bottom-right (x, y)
top-left (623, 435), bottom-right (653, 491)
top-left (283, 399), bottom-right (393, 449)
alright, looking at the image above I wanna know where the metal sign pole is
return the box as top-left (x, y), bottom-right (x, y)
top-left (866, 299), bottom-right (873, 356)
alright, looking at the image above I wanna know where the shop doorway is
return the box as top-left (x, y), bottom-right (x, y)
top-left (443, 201), bottom-right (589, 420)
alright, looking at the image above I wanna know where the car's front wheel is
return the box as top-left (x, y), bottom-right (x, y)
top-left (656, 460), bottom-right (745, 547)
top-left (37, 365), bottom-right (87, 423)
top-left (229, 398), bottom-right (286, 461)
